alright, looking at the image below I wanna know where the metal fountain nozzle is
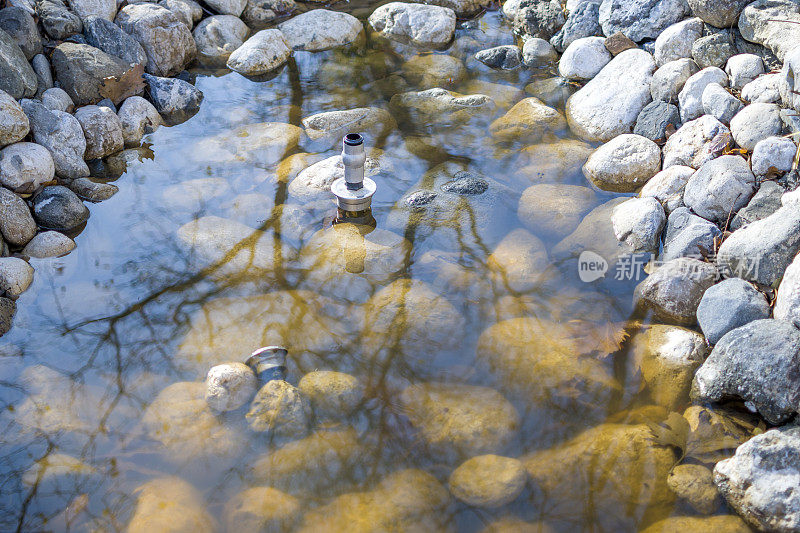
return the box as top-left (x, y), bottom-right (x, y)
top-left (245, 346), bottom-right (288, 384)
top-left (331, 133), bottom-right (377, 213)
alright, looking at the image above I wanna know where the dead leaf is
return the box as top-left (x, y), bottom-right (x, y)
top-left (646, 411), bottom-right (690, 455)
top-left (565, 320), bottom-right (632, 356)
top-left (99, 63), bottom-right (145, 106)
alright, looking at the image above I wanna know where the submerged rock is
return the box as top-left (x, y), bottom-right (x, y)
top-left (141, 382), bottom-right (249, 463)
top-left (714, 425), bottom-right (800, 533)
top-left (449, 455), bottom-right (527, 508)
top-left (250, 428), bottom-right (365, 494)
top-left (692, 319), bottom-right (800, 424)
top-left (389, 88), bottom-right (496, 130)
top-left (177, 290), bottom-right (348, 376)
top-left (298, 469), bottom-right (451, 532)
top-left (477, 317), bottom-right (619, 415)
top-left (399, 382), bottom-right (519, 461)
top-left (518, 183), bottom-right (596, 241)
top-left (490, 97), bottom-right (566, 143)
top-left (127, 477), bottom-right (217, 533)
top-left (401, 53), bottom-right (465, 89)
top-left (631, 324), bottom-right (707, 409)
top-left (667, 464), bottom-right (720, 515)
top-left (361, 279), bottom-right (465, 370)
top-left (641, 515), bottom-right (751, 533)
top-left (223, 487), bottom-right (300, 533)
top-left (298, 370), bottom-right (364, 421)
top-left (301, 107), bottom-right (395, 151)
top-left (487, 228), bottom-right (551, 292)
top-left (246, 379), bottom-right (310, 442)
top-left (523, 424), bottom-right (676, 531)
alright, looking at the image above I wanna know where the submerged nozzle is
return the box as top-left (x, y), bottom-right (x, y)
top-left (332, 133), bottom-right (376, 212)
top-left (245, 346), bottom-right (288, 384)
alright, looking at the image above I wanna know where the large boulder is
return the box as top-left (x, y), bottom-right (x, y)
top-left (565, 48), bottom-right (656, 141)
top-left (298, 469), bottom-right (451, 532)
top-left (682, 155), bottom-right (755, 223)
top-left (582, 133), bottom-right (661, 192)
top-left (714, 425), bottom-right (800, 533)
top-left (126, 477), bottom-right (217, 532)
top-left (692, 319), bottom-right (800, 424)
top-left (716, 204), bottom-right (800, 286)
top-left (277, 9), bottom-right (363, 52)
top-left (739, 0), bottom-right (800, 61)
top-left (50, 42), bottom-right (134, 106)
top-left (663, 114), bottom-right (731, 168)
top-left (21, 99), bottom-right (89, 179)
top-left (83, 16), bottom-right (147, 67)
top-left (141, 382), bottom-right (249, 464)
top-left (0, 7), bottom-right (42, 60)
top-left (634, 257), bottom-right (717, 325)
top-left (598, 0), bottom-right (692, 42)
top-left (0, 28), bottom-right (36, 99)
top-left (477, 317), bottom-right (620, 416)
top-left (115, 3), bottom-right (196, 77)
top-left (368, 2), bottom-right (456, 48)
top-left (697, 278), bottom-right (770, 344)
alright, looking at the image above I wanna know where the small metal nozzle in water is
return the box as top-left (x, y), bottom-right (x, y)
top-left (332, 133), bottom-right (377, 212)
top-left (245, 346), bottom-right (288, 384)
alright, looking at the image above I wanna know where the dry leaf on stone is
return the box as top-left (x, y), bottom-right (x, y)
top-left (99, 63), bottom-right (145, 106)
top-left (647, 411), bottom-right (690, 456)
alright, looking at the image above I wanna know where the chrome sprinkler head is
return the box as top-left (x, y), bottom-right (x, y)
top-left (245, 346), bottom-right (288, 384)
top-left (331, 133), bottom-right (377, 213)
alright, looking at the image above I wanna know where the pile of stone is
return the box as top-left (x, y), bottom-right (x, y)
top-left (488, 0), bottom-right (800, 529)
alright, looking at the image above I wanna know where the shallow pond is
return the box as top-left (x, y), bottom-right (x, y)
top-left (0, 5), bottom-right (756, 532)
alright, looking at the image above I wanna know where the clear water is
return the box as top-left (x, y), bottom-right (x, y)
top-left (0, 7), bottom-right (750, 532)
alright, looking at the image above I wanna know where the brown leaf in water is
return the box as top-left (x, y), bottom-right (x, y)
top-left (99, 63), bottom-right (145, 105)
top-left (565, 319), bottom-right (633, 356)
top-left (646, 411), bottom-right (690, 454)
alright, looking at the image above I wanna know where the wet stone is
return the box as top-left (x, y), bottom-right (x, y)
top-left (399, 382), bottom-right (519, 462)
top-left (126, 477), bottom-right (217, 532)
top-left (641, 515), bottom-right (751, 533)
top-left (475, 45), bottom-right (523, 69)
top-left (667, 464), bottom-right (720, 515)
top-left (22, 231), bottom-right (75, 258)
top-left (32, 185), bottom-right (89, 232)
top-left (143, 74), bottom-right (203, 125)
top-left (405, 190), bottom-right (437, 208)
